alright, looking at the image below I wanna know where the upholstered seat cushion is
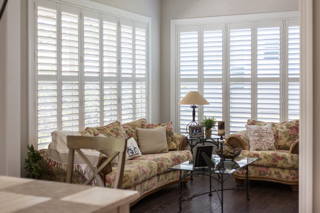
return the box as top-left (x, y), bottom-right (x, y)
top-left (132, 150), bottom-right (192, 174)
top-left (240, 150), bottom-right (299, 170)
top-left (105, 160), bottom-right (158, 189)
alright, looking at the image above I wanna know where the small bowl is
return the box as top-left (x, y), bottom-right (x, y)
top-left (214, 145), bottom-right (242, 160)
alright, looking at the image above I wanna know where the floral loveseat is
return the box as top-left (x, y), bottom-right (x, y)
top-left (40, 118), bottom-right (192, 205)
top-left (225, 119), bottom-right (299, 191)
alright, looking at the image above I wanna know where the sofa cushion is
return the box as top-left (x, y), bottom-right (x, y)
top-left (132, 150), bottom-right (192, 174)
top-left (122, 118), bottom-right (148, 141)
top-left (246, 123), bottom-right (276, 151)
top-left (247, 119), bottom-right (299, 150)
top-left (240, 150), bottom-right (299, 170)
top-left (105, 160), bottom-right (157, 189)
top-left (81, 121), bottom-right (126, 138)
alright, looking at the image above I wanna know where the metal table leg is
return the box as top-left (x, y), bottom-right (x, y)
top-left (179, 170), bottom-right (182, 212)
top-left (246, 165), bottom-right (250, 200)
top-left (221, 172), bottom-right (224, 213)
top-left (209, 170), bottom-right (212, 196)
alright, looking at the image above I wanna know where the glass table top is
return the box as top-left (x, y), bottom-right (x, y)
top-left (169, 155), bottom-right (258, 175)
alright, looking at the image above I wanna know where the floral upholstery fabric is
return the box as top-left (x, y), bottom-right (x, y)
top-left (225, 130), bottom-right (250, 150)
top-left (174, 133), bottom-right (184, 150)
top-left (127, 170), bottom-right (181, 194)
top-left (81, 121), bottom-right (126, 138)
top-left (141, 122), bottom-right (176, 150)
top-left (105, 160), bottom-right (158, 189)
top-left (247, 119), bottom-right (299, 150)
top-left (233, 165), bottom-right (299, 183)
top-left (133, 150), bottom-right (192, 175)
top-left (240, 150), bottom-right (299, 170)
top-left (289, 139), bottom-right (299, 154)
top-left (122, 118), bottom-right (148, 141)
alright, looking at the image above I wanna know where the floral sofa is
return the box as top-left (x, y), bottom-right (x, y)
top-left (40, 118), bottom-right (192, 205)
top-left (225, 119), bottom-right (299, 191)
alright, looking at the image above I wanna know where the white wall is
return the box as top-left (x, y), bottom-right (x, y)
top-left (92, 0), bottom-right (162, 123)
top-left (160, 0), bottom-right (299, 123)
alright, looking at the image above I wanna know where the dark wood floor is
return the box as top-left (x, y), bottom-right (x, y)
top-left (131, 175), bottom-right (298, 213)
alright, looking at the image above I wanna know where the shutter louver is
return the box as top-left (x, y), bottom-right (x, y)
top-left (257, 27), bottom-right (280, 78)
top-left (288, 82), bottom-right (300, 120)
top-left (230, 29), bottom-right (251, 78)
top-left (103, 21), bottom-right (117, 77)
top-left (121, 25), bottom-right (133, 78)
top-left (104, 82), bottom-right (118, 124)
top-left (37, 7), bottom-right (57, 76)
top-left (203, 82), bottom-right (222, 135)
top-left (179, 82), bottom-right (198, 134)
top-left (84, 82), bottom-right (100, 127)
top-left (180, 32), bottom-right (198, 78)
top-left (121, 82), bottom-right (134, 123)
top-left (135, 28), bottom-right (146, 78)
top-left (61, 12), bottom-right (79, 76)
top-left (203, 30), bottom-right (223, 78)
top-left (38, 81), bottom-right (57, 149)
top-left (288, 26), bottom-right (300, 78)
top-left (136, 82), bottom-right (146, 119)
top-left (257, 82), bottom-right (280, 122)
top-left (84, 17), bottom-right (100, 77)
top-left (229, 82), bottom-right (251, 133)
top-left (62, 81), bottom-right (79, 130)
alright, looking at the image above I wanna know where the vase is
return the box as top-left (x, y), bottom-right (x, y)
top-left (205, 128), bottom-right (212, 138)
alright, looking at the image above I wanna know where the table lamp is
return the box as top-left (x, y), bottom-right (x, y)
top-left (178, 91), bottom-right (210, 132)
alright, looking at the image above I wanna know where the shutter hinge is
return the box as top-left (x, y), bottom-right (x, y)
top-left (118, 60), bottom-right (120, 66)
top-left (80, 56), bottom-right (84, 63)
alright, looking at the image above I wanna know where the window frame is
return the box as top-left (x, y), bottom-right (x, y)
top-left (170, 11), bottom-right (299, 134)
top-left (28, 0), bottom-right (152, 149)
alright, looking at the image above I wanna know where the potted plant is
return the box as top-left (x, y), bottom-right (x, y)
top-left (200, 116), bottom-right (217, 138)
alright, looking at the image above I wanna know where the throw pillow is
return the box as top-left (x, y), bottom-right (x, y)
top-left (122, 118), bottom-right (148, 141)
top-left (81, 121), bottom-right (126, 138)
top-left (246, 123), bottom-right (276, 151)
top-left (141, 122), bottom-right (176, 150)
top-left (136, 127), bottom-right (168, 154)
top-left (126, 137), bottom-right (142, 160)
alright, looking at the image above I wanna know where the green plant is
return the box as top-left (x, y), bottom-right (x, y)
top-left (25, 145), bottom-right (43, 179)
top-left (200, 116), bottom-right (217, 130)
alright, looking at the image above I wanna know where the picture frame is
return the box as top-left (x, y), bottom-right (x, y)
top-left (193, 145), bottom-right (214, 168)
top-left (189, 125), bottom-right (204, 138)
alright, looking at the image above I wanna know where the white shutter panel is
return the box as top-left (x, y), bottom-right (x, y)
top-left (84, 16), bottom-right (100, 77)
top-left (121, 24), bottom-right (133, 78)
top-left (288, 82), bottom-right (300, 120)
top-left (288, 26), bottom-right (300, 78)
top-left (203, 82), bottom-right (222, 135)
top-left (257, 82), bottom-right (280, 122)
top-left (135, 28), bottom-right (146, 78)
top-left (61, 12), bottom-right (79, 76)
top-left (257, 27), bottom-right (280, 78)
top-left (136, 82), bottom-right (146, 119)
top-left (180, 31), bottom-right (198, 78)
top-left (62, 82), bottom-right (79, 130)
top-left (203, 30), bottom-right (223, 78)
top-left (104, 82), bottom-right (118, 124)
top-left (121, 82), bottom-right (134, 123)
top-left (38, 81), bottom-right (57, 149)
top-left (84, 82), bottom-right (100, 127)
top-left (179, 82), bottom-right (198, 134)
top-left (229, 82), bottom-right (251, 133)
top-left (103, 20), bottom-right (117, 77)
top-left (230, 29), bottom-right (251, 78)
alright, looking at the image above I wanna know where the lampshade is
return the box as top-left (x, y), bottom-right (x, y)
top-left (178, 91), bottom-right (210, 105)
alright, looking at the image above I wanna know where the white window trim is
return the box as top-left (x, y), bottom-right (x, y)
top-left (28, 0), bottom-right (152, 148)
top-left (170, 11), bottom-right (299, 133)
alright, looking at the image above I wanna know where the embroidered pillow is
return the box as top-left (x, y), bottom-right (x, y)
top-left (136, 127), bottom-right (168, 154)
top-left (126, 137), bottom-right (142, 160)
top-left (246, 123), bottom-right (276, 151)
top-left (122, 118), bottom-right (148, 141)
top-left (141, 122), bottom-right (176, 150)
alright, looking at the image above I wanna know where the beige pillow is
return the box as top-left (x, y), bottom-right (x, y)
top-left (136, 127), bottom-right (168, 154)
top-left (246, 123), bottom-right (276, 151)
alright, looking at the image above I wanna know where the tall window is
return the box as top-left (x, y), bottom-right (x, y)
top-left (30, 0), bottom-right (150, 149)
top-left (172, 13), bottom-right (299, 135)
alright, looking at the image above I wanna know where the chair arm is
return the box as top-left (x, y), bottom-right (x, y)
top-left (225, 130), bottom-right (249, 150)
top-left (96, 155), bottom-right (113, 184)
top-left (174, 133), bottom-right (189, 150)
top-left (289, 139), bottom-right (299, 154)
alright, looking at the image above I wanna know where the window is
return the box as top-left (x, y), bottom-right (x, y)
top-left (171, 12), bottom-right (299, 135)
top-left (29, 0), bottom-right (150, 149)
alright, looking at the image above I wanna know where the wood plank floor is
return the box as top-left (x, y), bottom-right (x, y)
top-left (131, 175), bottom-right (298, 213)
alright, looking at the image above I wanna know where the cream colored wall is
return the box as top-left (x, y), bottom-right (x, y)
top-left (92, 0), bottom-right (162, 123)
top-left (314, 0), bottom-right (320, 211)
top-left (160, 0), bottom-right (299, 122)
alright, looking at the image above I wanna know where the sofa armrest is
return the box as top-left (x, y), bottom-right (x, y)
top-left (289, 139), bottom-right (299, 154)
top-left (96, 155), bottom-right (113, 184)
top-left (174, 133), bottom-right (189, 150)
top-left (225, 130), bottom-right (249, 150)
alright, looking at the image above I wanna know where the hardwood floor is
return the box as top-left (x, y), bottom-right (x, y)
top-left (130, 175), bottom-right (298, 213)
